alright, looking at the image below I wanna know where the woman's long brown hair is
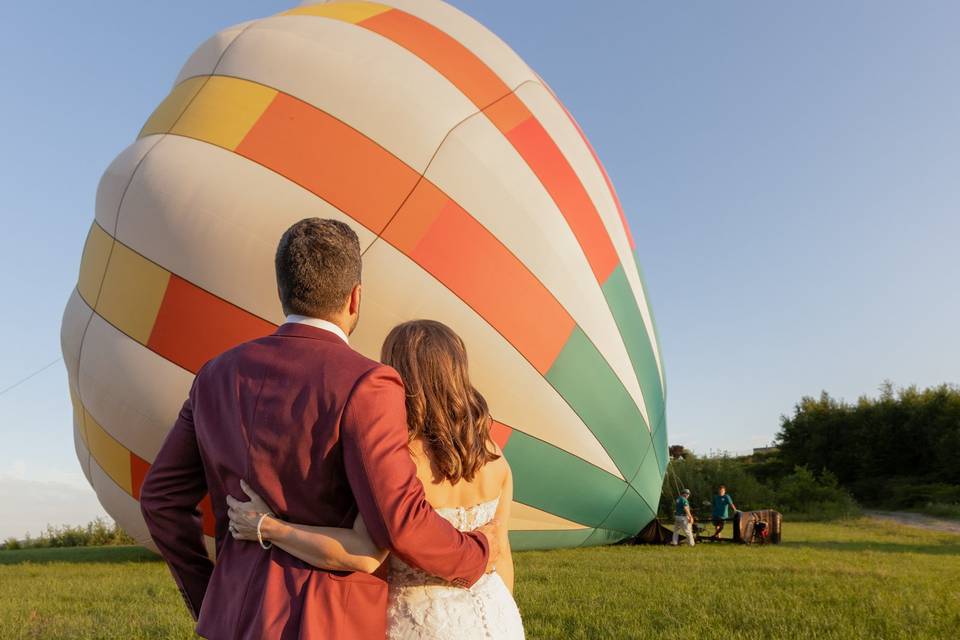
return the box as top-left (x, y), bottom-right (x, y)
top-left (380, 320), bottom-right (500, 483)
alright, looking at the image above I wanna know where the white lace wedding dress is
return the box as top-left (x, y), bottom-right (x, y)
top-left (386, 497), bottom-right (525, 639)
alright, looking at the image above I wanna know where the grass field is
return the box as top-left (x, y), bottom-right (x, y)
top-left (2, 519), bottom-right (958, 639)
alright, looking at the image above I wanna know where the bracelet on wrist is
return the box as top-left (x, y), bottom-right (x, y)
top-left (257, 513), bottom-right (274, 550)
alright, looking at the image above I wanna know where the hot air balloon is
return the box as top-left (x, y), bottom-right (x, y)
top-left (60, 0), bottom-right (667, 552)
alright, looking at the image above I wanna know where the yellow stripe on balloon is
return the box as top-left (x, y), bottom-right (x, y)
top-left (77, 222), bottom-right (114, 305)
top-left (96, 239), bottom-right (171, 344)
top-left (284, 1), bottom-right (392, 23)
top-left (140, 76), bottom-right (207, 138)
top-left (83, 408), bottom-right (133, 495)
top-left (169, 76), bottom-right (278, 151)
top-left (510, 502), bottom-right (587, 531)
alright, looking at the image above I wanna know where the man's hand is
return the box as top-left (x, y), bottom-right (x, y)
top-left (477, 519), bottom-right (501, 574)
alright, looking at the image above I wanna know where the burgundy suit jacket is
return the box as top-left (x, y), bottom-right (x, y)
top-left (140, 323), bottom-right (489, 639)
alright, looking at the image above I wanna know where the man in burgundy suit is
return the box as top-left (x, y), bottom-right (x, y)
top-left (140, 218), bottom-right (498, 639)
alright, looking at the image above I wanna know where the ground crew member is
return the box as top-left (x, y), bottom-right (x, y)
top-left (711, 485), bottom-right (738, 539)
top-left (671, 489), bottom-right (695, 546)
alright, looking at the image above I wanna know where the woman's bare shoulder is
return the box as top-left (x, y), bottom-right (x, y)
top-left (492, 441), bottom-right (511, 469)
top-left (483, 447), bottom-right (511, 486)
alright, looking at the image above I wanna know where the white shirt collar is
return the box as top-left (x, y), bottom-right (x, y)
top-left (285, 315), bottom-right (350, 345)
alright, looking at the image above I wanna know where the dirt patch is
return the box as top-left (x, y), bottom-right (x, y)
top-left (865, 510), bottom-right (960, 535)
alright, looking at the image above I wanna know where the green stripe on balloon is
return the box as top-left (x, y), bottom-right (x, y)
top-left (503, 431), bottom-right (627, 527)
top-left (579, 527), bottom-right (632, 548)
top-left (601, 264), bottom-right (665, 440)
top-left (630, 440), bottom-right (665, 517)
top-left (627, 250), bottom-right (669, 475)
top-left (509, 528), bottom-right (596, 551)
top-left (652, 416), bottom-right (669, 475)
top-left (598, 485), bottom-right (656, 535)
top-left (545, 327), bottom-right (650, 480)
top-left (632, 251), bottom-right (666, 395)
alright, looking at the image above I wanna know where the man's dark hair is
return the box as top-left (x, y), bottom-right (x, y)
top-left (275, 218), bottom-right (361, 318)
top-left (718, 485), bottom-right (726, 490)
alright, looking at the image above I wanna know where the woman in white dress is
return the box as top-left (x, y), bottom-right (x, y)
top-left (227, 319), bottom-right (525, 639)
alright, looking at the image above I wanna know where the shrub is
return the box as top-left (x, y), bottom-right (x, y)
top-left (659, 454), bottom-right (777, 519)
top-left (914, 502), bottom-right (960, 520)
top-left (0, 518), bottom-right (135, 550)
top-left (774, 466), bottom-right (860, 519)
top-left (2, 537), bottom-right (21, 551)
top-left (657, 457), bottom-right (861, 522)
top-left (887, 480), bottom-right (960, 509)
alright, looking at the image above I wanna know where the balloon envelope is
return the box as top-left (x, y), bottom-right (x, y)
top-left (61, 0), bottom-right (667, 551)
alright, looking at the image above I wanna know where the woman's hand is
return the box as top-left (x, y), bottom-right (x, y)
top-left (352, 514), bottom-right (390, 568)
top-left (226, 479), bottom-right (274, 542)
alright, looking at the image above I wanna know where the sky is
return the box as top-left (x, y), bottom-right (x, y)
top-left (1, 1), bottom-right (957, 539)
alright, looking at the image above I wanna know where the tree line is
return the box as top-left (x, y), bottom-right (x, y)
top-left (659, 382), bottom-right (960, 520)
top-left (776, 382), bottom-right (960, 511)
top-left (1, 518), bottom-right (134, 551)
top-left (659, 450), bottom-right (859, 520)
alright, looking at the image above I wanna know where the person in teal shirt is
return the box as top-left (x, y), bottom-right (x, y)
top-left (671, 489), bottom-right (695, 546)
top-left (711, 485), bottom-right (737, 539)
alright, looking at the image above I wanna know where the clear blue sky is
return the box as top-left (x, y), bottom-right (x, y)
top-left (1, 1), bottom-right (957, 537)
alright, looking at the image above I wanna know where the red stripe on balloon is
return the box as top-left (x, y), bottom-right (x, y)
top-left (130, 453), bottom-right (151, 501)
top-left (130, 450), bottom-right (215, 537)
top-left (490, 420), bottom-right (513, 450)
top-left (199, 495), bottom-right (216, 538)
top-left (382, 180), bottom-right (575, 374)
top-left (485, 97), bottom-right (620, 284)
top-left (553, 96), bottom-right (636, 250)
top-left (148, 275), bottom-right (276, 374)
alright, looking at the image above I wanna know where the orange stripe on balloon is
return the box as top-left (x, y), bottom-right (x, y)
top-left (235, 92), bottom-right (420, 234)
top-left (379, 177), bottom-right (446, 252)
top-left (484, 92), bottom-right (533, 133)
top-left (148, 275), bottom-right (276, 374)
top-left (490, 420), bottom-right (513, 450)
top-left (382, 181), bottom-right (575, 374)
top-left (359, 9), bottom-right (511, 109)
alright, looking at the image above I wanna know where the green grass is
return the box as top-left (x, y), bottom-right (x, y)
top-left (1, 519), bottom-right (958, 639)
